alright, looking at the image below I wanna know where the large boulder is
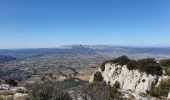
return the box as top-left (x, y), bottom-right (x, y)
top-left (0, 84), bottom-right (10, 90)
top-left (10, 87), bottom-right (27, 93)
top-left (13, 93), bottom-right (29, 100)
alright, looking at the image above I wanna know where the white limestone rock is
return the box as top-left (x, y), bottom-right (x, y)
top-left (89, 63), bottom-right (164, 100)
top-left (168, 92), bottom-right (170, 99)
top-left (13, 93), bottom-right (29, 100)
top-left (0, 84), bottom-right (10, 90)
top-left (100, 63), bottom-right (160, 93)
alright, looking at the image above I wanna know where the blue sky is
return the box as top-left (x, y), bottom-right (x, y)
top-left (0, 0), bottom-right (170, 48)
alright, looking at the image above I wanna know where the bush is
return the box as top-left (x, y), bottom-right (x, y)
top-left (147, 88), bottom-right (159, 97)
top-left (29, 82), bottom-right (72, 100)
top-left (137, 58), bottom-right (162, 76)
top-left (93, 71), bottom-right (103, 82)
top-left (88, 81), bottom-right (122, 100)
top-left (113, 81), bottom-right (120, 89)
top-left (160, 59), bottom-right (170, 67)
top-left (164, 67), bottom-right (170, 75)
top-left (157, 79), bottom-right (170, 96)
top-left (101, 56), bottom-right (163, 76)
top-left (106, 84), bottom-right (119, 98)
top-left (4, 79), bottom-right (17, 86)
top-left (127, 60), bottom-right (138, 70)
top-left (160, 59), bottom-right (170, 75)
top-left (100, 56), bottom-right (131, 72)
top-left (112, 55), bottom-right (130, 66)
top-left (147, 79), bottom-right (170, 97)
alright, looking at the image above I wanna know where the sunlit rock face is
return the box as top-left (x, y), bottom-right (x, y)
top-left (168, 92), bottom-right (170, 99)
top-left (89, 63), bottom-right (164, 100)
top-left (13, 93), bottom-right (29, 100)
top-left (102, 63), bottom-right (160, 93)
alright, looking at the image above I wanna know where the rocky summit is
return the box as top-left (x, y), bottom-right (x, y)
top-left (90, 62), bottom-right (170, 100)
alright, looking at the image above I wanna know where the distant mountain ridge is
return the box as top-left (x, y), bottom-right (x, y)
top-left (1, 45), bottom-right (170, 59)
top-left (58, 45), bottom-right (117, 49)
top-left (58, 45), bottom-right (170, 51)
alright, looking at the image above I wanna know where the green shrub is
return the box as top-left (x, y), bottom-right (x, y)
top-left (101, 56), bottom-right (163, 76)
top-left (4, 79), bottom-right (17, 86)
top-left (147, 88), bottom-right (159, 97)
top-left (160, 59), bottom-right (170, 67)
top-left (112, 55), bottom-right (130, 66)
top-left (160, 59), bottom-right (170, 75)
top-left (158, 79), bottom-right (170, 96)
top-left (93, 71), bottom-right (103, 82)
top-left (127, 60), bottom-right (138, 70)
top-left (106, 84), bottom-right (119, 98)
top-left (29, 82), bottom-right (72, 100)
top-left (164, 67), bottom-right (170, 75)
top-left (88, 81), bottom-right (122, 100)
top-left (137, 58), bottom-right (162, 76)
top-left (113, 81), bottom-right (120, 89)
top-left (100, 56), bottom-right (131, 72)
top-left (147, 79), bottom-right (170, 97)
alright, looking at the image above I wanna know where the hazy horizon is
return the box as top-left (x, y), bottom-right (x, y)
top-left (0, 0), bottom-right (170, 48)
top-left (1, 44), bottom-right (170, 50)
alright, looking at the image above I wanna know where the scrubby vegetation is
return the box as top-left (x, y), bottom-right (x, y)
top-left (160, 59), bottom-right (170, 75)
top-left (160, 59), bottom-right (170, 67)
top-left (4, 79), bottom-right (17, 86)
top-left (24, 77), bottom-right (123, 100)
top-left (147, 78), bottom-right (170, 97)
top-left (113, 81), bottom-right (120, 89)
top-left (112, 55), bottom-right (131, 66)
top-left (84, 81), bottom-right (123, 100)
top-left (93, 71), bottom-right (103, 82)
top-left (25, 78), bottom-right (85, 100)
top-left (100, 56), bottom-right (130, 72)
top-left (29, 82), bottom-right (72, 100)
top-left (137, 58), bottom-right (162, 76)
top-left (126, 60), bottom-right (138, 70)
top-left (90, 74), bottom-right (122, 99)
top-left (164, 68), bottom-right (170, 76)
top-left (101, 55), bottom-right (163, 75)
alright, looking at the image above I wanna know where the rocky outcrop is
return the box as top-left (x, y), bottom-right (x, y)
top-left (168, 92), bottom-right (170, 99)
top-left (13, 93), bottom-right (29, 100)
top-left (89, 63), bottom-right (166, 100)
top-left (0, 84), bottom-right (30, 100)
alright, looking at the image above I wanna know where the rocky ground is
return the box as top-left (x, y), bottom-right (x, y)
top-left (0, 83), bottom-right (30, 100)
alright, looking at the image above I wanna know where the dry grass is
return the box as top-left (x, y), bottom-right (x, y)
top-left (0, 90), bottom-right (14, 96)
